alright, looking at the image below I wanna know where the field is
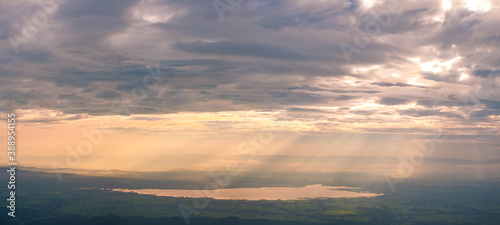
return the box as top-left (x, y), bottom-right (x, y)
top-left (1, 168), bottom-right (500, 224)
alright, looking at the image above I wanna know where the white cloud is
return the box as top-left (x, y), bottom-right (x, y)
top-left (442, 0), bottom-right (452, 11)
top-left (463, 0), bottom-right (491, 12)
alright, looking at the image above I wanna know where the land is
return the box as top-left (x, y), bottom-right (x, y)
top-left (1, 168), bottom-right (499, 224)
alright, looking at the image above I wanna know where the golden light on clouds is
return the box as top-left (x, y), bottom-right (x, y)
top-left (410, 56), bottom-right (461, 74)
top-left (442, 0), bottom-right (452, 11)
top-left (1, 0), bottom-right (498, 176)
top-left (463, 0), bottom-right (492, 12)
top-left (7, 101), bottom-right (495, 170)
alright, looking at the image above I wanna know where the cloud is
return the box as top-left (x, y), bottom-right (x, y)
top-left (0, 0), bottom-right (497, 153)
top-left (473, 69), bottom-right (500, 78)
top-left (398, 109), bottom-right (463, 118)
top-left (378, 97), bottom-right (411, 105)
top-left (287, 108), bottom-right (328, 113)
top-left (256, 0), bottom-right (354, 30)
top-left (15, 48), bottom-right (53, 63)
top-left (174, 41), bottom-right (311, 61)
top-left (481, 100), bottom-right (500, 109)
top-left (398, 109), bottom-right (442, 117)
top-left (95, 90), bottom-right (119, 99)
top-left (417, 100), bottom-right (477, 108)
top-left (471, 109), bottom-right (500, 117)
top-left (370, 82), bottom-right (420, 87)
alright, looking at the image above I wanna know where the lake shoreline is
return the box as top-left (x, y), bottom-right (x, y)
top-left (112, 184), bottom-right (383, 201)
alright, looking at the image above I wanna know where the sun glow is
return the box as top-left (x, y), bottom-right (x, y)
top-left (463, 0), bottom-right (491, 12)
top-left (410, 57), bottom-right (461, 74)
top-left (442, 0), bottom-right (452, 11)
top-left (459, 73), bottom-right (469, 81)
top-left (362, 0), bottom-right (375, 8)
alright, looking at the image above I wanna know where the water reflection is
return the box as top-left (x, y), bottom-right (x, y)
top-left (113, 184), bottom-right (382, 200)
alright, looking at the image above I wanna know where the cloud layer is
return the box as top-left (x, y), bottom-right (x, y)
top-left (1, 0), bottom-right (499, 158)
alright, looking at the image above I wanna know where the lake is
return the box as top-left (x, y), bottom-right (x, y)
top-left (112, 184), bottom-right (383, 200)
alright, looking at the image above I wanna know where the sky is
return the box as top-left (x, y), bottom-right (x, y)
top-left (0, 0), bottom-right (499, 176)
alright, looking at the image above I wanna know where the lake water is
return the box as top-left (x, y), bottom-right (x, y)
top-left (112, 184), bottom-right (383, 200)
